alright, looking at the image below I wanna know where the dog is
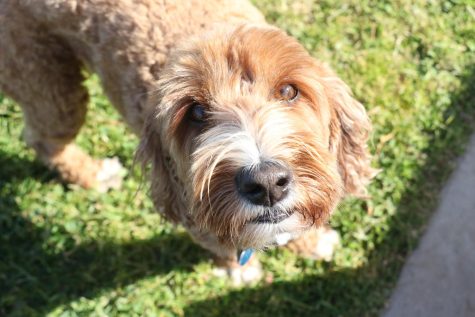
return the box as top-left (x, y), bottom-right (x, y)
top-left (0, 0), bottom-right (374, 284)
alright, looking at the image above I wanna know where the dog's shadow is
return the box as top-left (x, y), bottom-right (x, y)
top-left (0, 151), bottom-right (208, 316)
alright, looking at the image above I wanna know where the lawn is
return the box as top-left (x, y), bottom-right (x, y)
top-left (1, 0), bottom-right (474, 316)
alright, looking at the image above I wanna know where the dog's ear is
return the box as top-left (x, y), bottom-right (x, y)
top-left (136, 110), bottom-right (181, 222)
top-left (322, 72), bottom-right (375, 197)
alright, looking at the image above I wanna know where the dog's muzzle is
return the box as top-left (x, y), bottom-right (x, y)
top-left (235, 160), bottom-right (294, 223)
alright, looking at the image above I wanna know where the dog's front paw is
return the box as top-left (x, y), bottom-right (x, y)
top-left (312, 227), bottom-right (340, 261)
top-left (95, 157), bottom-right (126, 192)
top-left (286, 227), bottom-right (340, 261)
top-left (213, 256), bottom-right (262, 286)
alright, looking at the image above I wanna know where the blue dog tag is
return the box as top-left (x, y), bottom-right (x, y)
top-left (238, 249), bottom-right (254, 266)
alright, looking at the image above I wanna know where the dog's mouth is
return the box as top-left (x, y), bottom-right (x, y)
top-left (251, 209), bottom-right (294, 224)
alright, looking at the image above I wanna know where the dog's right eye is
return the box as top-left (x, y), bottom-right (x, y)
top-left (277, 84), bottom-right (299, 102)
top-left (189, 102), bottom-right (207, 123)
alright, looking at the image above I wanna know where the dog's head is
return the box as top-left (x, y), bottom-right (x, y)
top-left (139, 25), bottom-right (374, 249)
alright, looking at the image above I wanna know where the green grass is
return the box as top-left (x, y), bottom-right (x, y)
top-left (1, 0), bottom-right (474, 316)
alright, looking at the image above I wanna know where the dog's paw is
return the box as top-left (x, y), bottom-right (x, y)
top-left (95, 157), bottom-right (126, 192)
top-left (312, 227), bottom-right (340, 261)
top-left (213, 257), bottom-right (262, 286)
top-left (285, 227), bottom-right (340, 261)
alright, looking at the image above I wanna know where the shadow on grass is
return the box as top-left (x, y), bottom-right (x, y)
top-left (0, 153), bottom-right (208, 316)
top-left (182, 66), bottom-right (475, 316)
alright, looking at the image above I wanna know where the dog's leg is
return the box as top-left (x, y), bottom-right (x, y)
top-left (186, 226), bottom-right (262, 285)
top-left (0, 26), bottom-right (123, 191)
top-left (212, 252), bottom-right (262, 286)
top-left (284, 227), bottom-right (341, 261)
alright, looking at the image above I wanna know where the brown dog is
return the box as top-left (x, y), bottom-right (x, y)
top-left (0, 0), bottom-right (374, 283)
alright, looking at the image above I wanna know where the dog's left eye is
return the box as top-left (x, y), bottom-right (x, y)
top-left (189, 102), bottom-right (207, 123)
top-left (277, 84), bottom-right (299, 102)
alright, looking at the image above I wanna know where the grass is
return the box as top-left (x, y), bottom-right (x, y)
top-left (1, 0), bottom-right (474, 316)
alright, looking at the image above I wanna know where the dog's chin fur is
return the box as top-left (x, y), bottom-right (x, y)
top-left (139, 24), bottom-right (375, 250)
top-left (238, 213), bottom-right (307, 250)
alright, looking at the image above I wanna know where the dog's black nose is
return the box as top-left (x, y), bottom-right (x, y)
top-left (235, 161), bottom-right (292, 207)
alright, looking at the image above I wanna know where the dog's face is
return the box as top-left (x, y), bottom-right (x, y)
top-left (140, 26), bottom-right (373, 250)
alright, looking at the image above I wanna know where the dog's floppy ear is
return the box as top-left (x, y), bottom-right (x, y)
top-left (136, 109), bottom-right (181, 222)
top-left (322, 72), bottom-right (375, 197)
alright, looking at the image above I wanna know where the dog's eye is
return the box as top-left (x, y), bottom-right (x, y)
top-left (277, 84), bottom-right (299, 102)
top-left (189, 102), bottom-right (207, 123)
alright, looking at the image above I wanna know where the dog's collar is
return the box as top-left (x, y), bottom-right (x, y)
top-left (238, 248), bottom-right (254, 266)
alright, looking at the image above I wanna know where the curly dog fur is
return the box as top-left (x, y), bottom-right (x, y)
top-left (0, 0), bottom-right (374, 284)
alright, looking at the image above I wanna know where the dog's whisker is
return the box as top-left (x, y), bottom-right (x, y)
top-left (196, 130), bottom-right (255, 200)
